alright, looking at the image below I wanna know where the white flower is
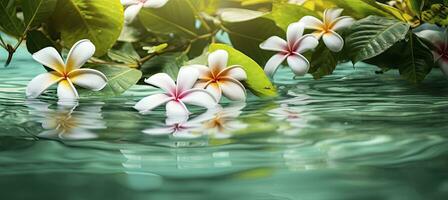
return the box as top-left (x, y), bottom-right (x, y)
top-left (134, 67), bottom-right (218, 117)
top-left (189, 50), bottom-right (247, 102)
top-left (201, 103), bottom-right (248, 139)
top-left (260, 22), bottom-right (319, 76)
top-left (142, 115), bottom-right (209, 138)
top-left (121, 0), bottom-right (169, 23)
top-left (299, 8), bottom-right (355, 52)
top-left (26, 40), bottom-right (107, 103)
top-left (417, 29), bottom-right (448, 77)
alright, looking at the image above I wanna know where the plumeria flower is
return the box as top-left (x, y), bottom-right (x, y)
top-left (121, 0), bottom-right (169, 23)
top-left (134, 67), bottom-right (218, 117)
top-left (260, 22), bottom-right (319, 76)
top-left (299, 8), bottom-right (355, 52)
top-left (26, 40), bottom-right (108, 104)
top-left (417, 29), bottom-right (448, 77)
top-left (189, 50), bottom-right (247, 101)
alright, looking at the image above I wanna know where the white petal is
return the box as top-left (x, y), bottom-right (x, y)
top-left (26, 72), bottom-right (63, 98)
top-left (264, 53), bottom-right (288, 76)
top-left (166, 100), bottom-right (190, 117)
top-left (295, 34), bottom-right (319, 54)
top-left (287, 22), bottom-right (305, 48)
top-left (121, 0), bottom-right (139, 6)
top-left (134, 93), bottom-right (173, 113)
top-left (190, 64), bottom-right (212, 79)
top-left (142, 127), bottom-right (174, 136)
top-left (180, 88), bottom-right (218, 108)
top-left (324, 8), bottom-right (343, 24)
top-left (323, 31), bottom-right (344, 52)
top-left (172, 131), bottom-right (200, 139)
top-left (287, 53), bottom-right (310, 76)
top-left (144, 0), bottom-right (169, 8)
top-left (298, 16), bottom-right (324, 30)
top-left (124, 4), bottom-right (143, 23)
top-left (68, 69), bottom-right (107, 91)
top-left (32, 47), bottom-right (65, 74)
top-left (259, 36), bottom-right (287, 52)
top-left (332, 16), bottom-right (355, 31)
top-left (65, 39), bottom-right (96, 72)
top-left (205, 82), bottom-right (222, 102)
top-left (221, 66), bottom-right (247, 81)
top-left (145, 73), bottom-right (176, 95)
top-left (57, 79), bottom-right (79, 101)
top-left (62, 128), bottom-right (98, 140)
top-left (176, 67), bottom-right (200, 93)
top-left (208, 50), bottom-right (229, 73)
top-left (416, 30), bottom-right (445, 48)
top-left (219, 78), bottom-right (246, 101)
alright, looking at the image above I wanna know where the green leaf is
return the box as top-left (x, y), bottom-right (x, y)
top-left (330, 0), bottom-right (394, 19)
top-left (397, 33), bottom-right (434, 84)
top-left (346, 16), bottom-right (410, 63)
top-left (271, 2), bottom-right (318, 30)
top-left (139, 0), bottom-right (200, 39)
top-left (51, 0), bottom-right (124, 56)
top-left (140, 53), bottom-right (189, 79)
top-left (108, 43), bottom-right (140, 65)
top-left (22, 0), bottom-right (57, 29)
top-left (0, 0), bottom-right (24, 37)
top-left (143, 43), bottom-right (168, 54)
top-left (219, 8), bottom-right (265, 23)
top-left (209, 43), bottom-right (277, 97)
top-left (222, 14), bottom-right (285, 66)
top-left (309, 43), bottom-right (338, 79)
top-left (80, 65), bottom-right (142, 97)
top-left (406, 0), bottom-right (424, 15)
top-left (26, 29), bottom-right (56, 54)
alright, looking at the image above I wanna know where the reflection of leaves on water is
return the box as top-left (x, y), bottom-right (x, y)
top-left (142, 103), bottom-right (247, 139)
top-left (26, 100), bottom-right (106, 140)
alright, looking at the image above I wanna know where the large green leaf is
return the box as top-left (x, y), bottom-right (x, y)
top-left (346, 16), bottom-right (410, 63)
top-left (309, 43), bottom-right (338, 79)
top-left (209, 43), bottom-right (277, 97)
top-left (80, 65), bottom-right (142, 97)
top-left (140, 52), bottom-right (189, 79)
top-left (26, 29), bottom-right (56, 54)
top-left (22, 0), bottom-right (57, 29)
top-left (271, 2), bottom-right (318, 30)
top-left (0, 0), bottom-right (24, 37)
top-left (51, 0), bottom-right (124, 56)
top-left (222, 14), bottom-right (284, 66)
top-left (330, 0), bottom-right (393, 19)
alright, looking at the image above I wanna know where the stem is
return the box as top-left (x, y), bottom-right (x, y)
top-left (186, 0), bottom-right (211, 32)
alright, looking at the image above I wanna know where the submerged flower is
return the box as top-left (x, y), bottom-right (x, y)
top-left (417, 29), bottom-right (448, 77)
top-left (260, 22), bottom-right (319, 76)
top-left (121, 0), bottom-right (169, 23)
top-left (26, 40), bottom-right (107, 103)
top-left (134, 67), bottom-right (218, 117)
top-left (299, 8), bottom-right (355, 52)
top-left (189, 50), bottom-right (247, 101)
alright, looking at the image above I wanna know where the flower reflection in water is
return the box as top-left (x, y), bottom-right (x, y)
top-left (268, 103), bottom-right (315, 136)
top-left (26, 100), bottom-right (106, 140)
top-left (142, 103), bottom-right (247, 139)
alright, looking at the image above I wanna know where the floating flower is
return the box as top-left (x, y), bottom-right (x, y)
top-left (134, 67), bottom-right (218, 117)
top-left (121, 0), bottom-right (169, 23)
top-left (299, 8), bottom-right (355, 52)
top-left (260, 22), bottom-right (319, 76)
top-left (26, 40), bottom-right (108, 103)
top-left (189, 50), bottom-right (247, 101)
top-left (417, 29), bottom-right (448, 77)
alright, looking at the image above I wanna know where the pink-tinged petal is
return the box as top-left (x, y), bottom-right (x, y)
top-left (205, 82), bottom-right (222, 102)
top-left (332, 16), bottom-right (355, 31)
top-left (323, 31), bottom-right (344, 52)
top-left (264, 53), bottom-right (288, 76)
top-left (124, 4), bottom-right (143, 23)
top-left (219, 78), bottom-right (246, 101)
top-left (208, 50), bottom-right (229, 73)
top-left (134, 93), bottom-right (173, 113)
top-left (259, 36), bottom-right (287, 52)
top-left (220, 65), bottom-right (247, 81)
top-left (26, 72), bottom-right (63, 98)
top-left (189, 64), bottom-right (212, 79)
top-left (324, 8), bottom-right (343, 24)
top-left (145, 73), bottom-right (176, 95)
top-left (65, 39), bottom-right (96, 72)
top-left (166, 100), bottom-right (190, 117)
top-left (287, 22), bottom-right (305, 48)
top-left (57, 79), bottom-right (79, 101)
top-left (287, 53), bottom-right (310, 76)
top-left (176, 67), bottom-right (200, 93)
top-left (32, 47), bottom-right (65, 75)
top-left (298, 16), bottom-right (324, 30)
top-left (181, 88), bottom-right (218, 108)
top-left (295, 34), bottom-right (319, 54)
top-left (144, 0), bottom-right (168, 8)
top-left (121, 0), bottom-right (140, 6)
top-left (142, 127), bottom-right (175, 136)
top-left (68, 69), bottom-right (107, 91)
top-left (416, 30), bottom-right (445, 50)
top-left (438, 60), bottom-right (448, 77)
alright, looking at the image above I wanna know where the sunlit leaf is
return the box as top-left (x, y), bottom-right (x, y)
top-left (0, 0), bottom-right (24, 37)
top-left (22, 0), bottom-right (57, 29)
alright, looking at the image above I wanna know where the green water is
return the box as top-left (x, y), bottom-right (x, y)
top-left (1, 48), bottom-right (448, 200)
